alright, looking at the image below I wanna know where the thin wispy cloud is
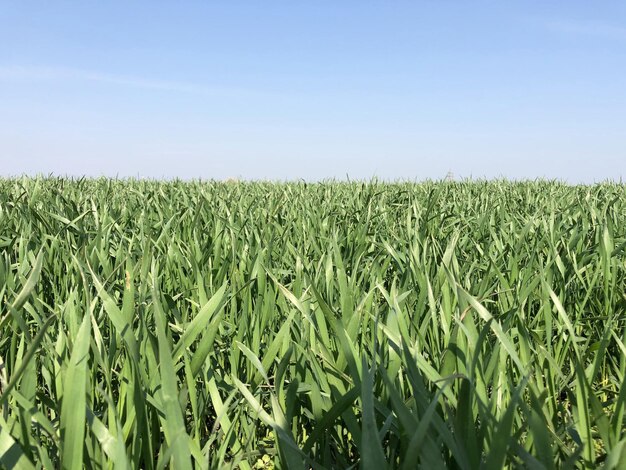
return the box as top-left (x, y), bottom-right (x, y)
top-left (544, 19), bottom-right (626, 41)
top-left (0, 65), bottom-right (251, 96)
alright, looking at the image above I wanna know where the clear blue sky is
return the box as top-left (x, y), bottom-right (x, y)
top-left (1, 1), bottom-right (625, 181)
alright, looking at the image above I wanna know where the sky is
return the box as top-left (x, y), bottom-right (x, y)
top-left (1, 1), bottom-right (625, 182)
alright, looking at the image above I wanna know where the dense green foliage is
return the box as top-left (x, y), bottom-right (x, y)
top-left (0, 178), bottom-right (625, 469)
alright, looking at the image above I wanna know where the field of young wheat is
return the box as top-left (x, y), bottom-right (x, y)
top-left (0, 178), bottom-right (625, 469)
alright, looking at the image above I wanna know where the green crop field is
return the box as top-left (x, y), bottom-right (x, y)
top-left (0, 178), bottom-right (625, 469)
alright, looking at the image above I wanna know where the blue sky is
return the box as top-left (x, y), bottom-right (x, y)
top-left (1, 1), bottom-right (625, 181)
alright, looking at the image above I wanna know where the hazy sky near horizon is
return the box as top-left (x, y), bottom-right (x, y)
top-left (1, 1), bottom-right (625, 182)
